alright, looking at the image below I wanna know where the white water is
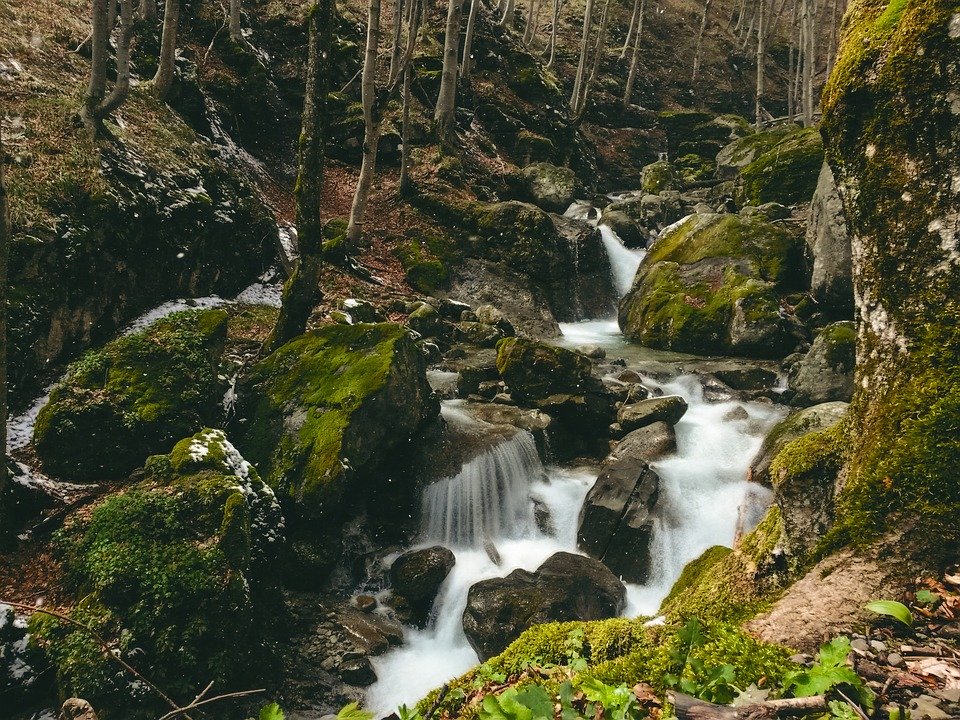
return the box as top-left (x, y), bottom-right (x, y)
top-left (598, 225), bottom-right (646, 297)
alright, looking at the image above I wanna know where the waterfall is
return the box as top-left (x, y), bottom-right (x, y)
top-left (421, 432), bottom-right (544, 546)
top-left (598, 225), bottom-right (646, 297)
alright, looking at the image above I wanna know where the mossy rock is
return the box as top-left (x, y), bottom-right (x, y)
top-left (675, 154), bottom-right (717, 185)
top-left (640, 160), bottom-right (679, 194)
top-left (618, 214), bottom-right (803, 358)
top-left (31, 430), bottom-right (284, 717)
top-left (738, 127), bottom-right (825, 206)
top-left (658, 111), bottom-right (753, 158)
top-left (495, 337), bottom-right (594, 403)
top-left (715, 125), bottom-right (798, 177)
top-left (788, 321), bottom-right (856, 405)
top-left (393, 233), bottom-right (459, 295)
top-left (237, 323), bottom-right (437, 519)
top-left (33, 310), bottom-right (229, 481)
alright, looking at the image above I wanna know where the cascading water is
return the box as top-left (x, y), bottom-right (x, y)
top-left (598, 225), bottom-right (646, 297)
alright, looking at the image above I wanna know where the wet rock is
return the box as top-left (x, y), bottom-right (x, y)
top-left (788, 322), bottom-right (855, 406)
top-left (455, 321), bottom-right (503, 348)
top-left (806, 162), bottom-right (852, 315)
top-left (698, 362), bottom-right (779, 391)
top-left (453, 348), bottom-right (501, 397)
top-left (439, 298), bottom-right (472, 319)
top-left (723, 406), bottom-right (750, 422)
top-left (390, 546), bottom-right (456, 627)
top-left (577, 344), bottom-right (606, 360)
top-left (408, 303), bottom-right (443, 337)
top-left (475, 305), bottom-right (516, 336)
top-left (354, 595), bottom-right (377, 612)
top-left (618, 395), bottom-right (688, 433)
top-left (641, 160), bottom-right (679, 194)
top-left (496, 337), bottom-right (597, 402)
top-left (339, 657), bottom-right (376, 686)
top-left (577, 422), bottom-right (676, 583)
top-left (339, 299), bottom-right (384, 323)
top-left (462, 552), bottom-right (626, 660)
top-left (477, 380), bottom-right (503, 399)
top-left (600, 210), bottom-right (645, 248)
top-left (750, 402), bottom-right (849, 486)
top-left (737, 127), bottom-right (824, 207)
top-left (338, 607), bottom-right (404, 655)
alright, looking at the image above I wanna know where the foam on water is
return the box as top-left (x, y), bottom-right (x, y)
top-left (598, 225), bottom-right (646, 297)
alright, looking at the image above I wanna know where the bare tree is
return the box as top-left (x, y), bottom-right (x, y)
top-left (545, 0), bottom-right (562, 67)
top-left (574, 0), bottom-right (609, 121)
top-left (622, 0), bottom-right (644, 107)
top-left (434, 0), bottom-right (464, 141)
top-left (523, 0), bottom-right (541, 45)
top-left (691, 0), bottom-right (712, 81)
top-left (619, 0), bottom-right (640, 59)
top-left (83, 0), bottom-right (135, 135)
top-left (801, 0), bottom-right (814, 125)
top-left (401, 0), bottom-right (424, 195)
top-left (786, 0), bottom-right (797, 120)
top-left (570, 0), bottom-right (595, 113)
top-left (755, 0), bottom-right (766, 128)
top-left (229, 0), bottom-right (242, 42)
top-left (139, 0), bottom-right (157, 20)
top-left (461, 0), bottom-right (480, 81)
top-left (265, 0), bottom-right (334, 352)
top-left (0, 110), bottom-right (9, 541)
top-left (345, 0), bottom-right (384, 248)
top-left (500, 0), bottom-right (516, 27)
top-left (389, 0), bottom-right (405, 82)
top-left (153, 0), bottom-right (180, 100)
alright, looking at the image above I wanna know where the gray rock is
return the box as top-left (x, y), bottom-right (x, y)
top-left (576, 344), bottom-right (606, 359)
top-left (408, 303), bottom-right (443, 337)
top-left (60, 699), bottom-right (98, 720)
top-left (600, 210), bottom-right (645, 248)
top-left (390, 546), bottom-right (456, 627)
top-left (462, 552), bottom-right (626, 660)
top-left (455, 321), bottom-right (504, 348)
top-left (750, 401), bottom-right (849, 486)
top-left (789, 322), bottom-right (855, 405)
top-left (806, 162), bottom-right (853, 314)
top-left (339, 657), bottom-right (377, 686)
top-left (521, 162), bottom-right (578, 212)
top-left (618, 395), bottom-right (688, 433)
top-left (577, 422), bottom-right (676, 583)
top-left (475, 304), bottom-right (516, 336)
top-left (887, 652), bottom-right (904, 667)
top-left (851, 637), bottom-right (870, 653)
top-left (338, 607), bottom-right (404, 656)
top-left (910, 695), bottom-right (949, 720)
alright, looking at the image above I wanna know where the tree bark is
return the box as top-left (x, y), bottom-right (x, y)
top-left (574, 0), bottom-right (609, 121)
top-left (669, 692), bottom-right (828, 719)
top-left (523, 0), bottom-right (540, 45)
top-left (570, 0), bottom-right (594, 113)
top-left (153, 0), bottom-right (180, 99)
top-left (787, 0), bottom-right (796, 120)
top-left (461, 0), bottom-right (480, 80)
top-left (619, 0), bottom-right (640, 59)
top-left (434, 0), bottom-right (464, 141)
top-left (0, 104), bottom-right (10, 541)
top-left (389, 0), bottom-right (405, 82)
top-left (500, 0), bottom-right (515, 27)
top-left (801, 0), bottom-right (814, 125)
top-left (400, 60), bottom-right (415, 196)
top-left (264, 0), bottom-right (333, 353)
top-left (755, 0), bottom-right (766, 129)
top-left (622, 0), bottom-right (644, 107)
top-left (229, 0), bottom-right (242, 41)
top-left (691, 0), bottom-right (712, 81)
top-left (95, 0), bottom-right (135, 119)
top-left (139, 0), bottom-right (157, 20)
top-left (545, 0), bottom-right (561, 66)
top-left (346, 0), bottom-right (384, 249)
top-left (84, 0), bottom-right (110, 122)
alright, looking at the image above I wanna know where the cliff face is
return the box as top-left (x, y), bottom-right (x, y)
top-left (820, 0), bottom-right (960, 549)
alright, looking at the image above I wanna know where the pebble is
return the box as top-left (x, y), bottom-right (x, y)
top-left (851, 638), bottom-right (870, 653)
top-left (887, 652), bottom-right (905, 667)
top-left (320, 657), bottom-right (338, 672)
top-left (789, 653), bottom-right (813, 666)
top-left (870, 639), bottom-right (888, 653)
top-left (936, 689), bottom-right (960, 704)
top-left (910, 695), bottom-right (949, 720)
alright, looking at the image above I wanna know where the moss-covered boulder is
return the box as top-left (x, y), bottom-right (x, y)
top-left (31, 429), bottom-right (284, 717)
top-left (519, 162), bottom-right (578, 213)
top-left (788, 321), bottom-right (856, 405)
top-left (618, 214), bottom-right (804, 358)
top-left (738, 127), bottom-right (824, 206)
top-left (715, 125), bottom-right (796, 178)
top-left (819, 0), bottom-right (960, 551)
top-left (640, 160), bottom-right (679, 194)
top-left (495, 337), bottom-right (594, 402)
top-left (237, 323), bottom-right (437, 519)
top-left (659, 111), bottom-right (754, 159)
top-left (33, 309), bottom-right (229, 481)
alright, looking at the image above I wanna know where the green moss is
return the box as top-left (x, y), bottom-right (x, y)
top-left (393, 231), bottom-right (460, 294)
top-left (818, 321), bottom-right (857, 368)
top-left (675, 154), bottom-right (717, 184)
top-left (739, 127), bottom-right (824, 206)
top-left (33, 310), bottom-right (229, 481)
top-left (641, 160), bottom-right (678, 194)
top-left (770, 420), bottom-right (848, 488)
top-left (32, 430), bottom-right (283, 717)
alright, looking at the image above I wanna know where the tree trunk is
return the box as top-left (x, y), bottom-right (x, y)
top-left (400, 60), bottom-right (415, 196)
top-left (0, 105), bottom-right (10, 541)
top-left (84, 0), bottom-right (110, 124)
top-left (461, 0), bottom-right (479, 80)
top-left (229, 0), bottom-right (242, 41)
top-left (523, 0), bottom-right (540, 45)
top-left (622, 0), bottom-right (644, 107)
top-left (139, 0), bottom-right (157, 20)
top-left (619, 0), bottom-right (640, 59)
top-left (691, 0), bottom-right (712, 81)
top-left (389, 0), bottom-right (404, 82)
top-left (434, 0), bottom-right (464, 141)
top-left (500, 0), bottom-right (515, 27)
top-left (787, 0), bottom-right (796, 120)
top-left (545, 0), bottom-right (560, 66)
top-left (574, 0), bottom-right (609, 121)
top-left (95, 0), bottom-right (135, 120)
top-left (801, 0), bottom-right (814, 125)
top-left (107, 0), bottom-right (118, 33)
top-left (153, 0), bottom-right (180, 99)
top-left (755, 0), bottom-right (766, 129)
top-left (264, 0), bottom-right (333, 353)
top-left (570, 0), bottom-right (594, 113)
top-left (346, 0), bottom-right (384, 249)
top-left (670, 692), bottom-right (828, 719)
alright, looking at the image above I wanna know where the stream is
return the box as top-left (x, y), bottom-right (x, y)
top-left (364, 223), bottom-right (785, 715)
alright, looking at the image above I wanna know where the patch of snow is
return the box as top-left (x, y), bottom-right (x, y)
top-left (6, 386), bottom-right (54, 451)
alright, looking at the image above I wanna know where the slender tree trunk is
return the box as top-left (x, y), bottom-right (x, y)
top-left (619, 0), bottom-right (640, 59)
top-left (545, 0), bottom-right (560, 66)
top-left (801, 0), bottom-right (814, 125)
top-left (84, 0), bottom-right (110, 124)
top-left (575, 0), bottom-right (609, 120)
top-left (570, 0), bottom-right (594, 113)
top-left (787, 0), bottom-right (796, 121)
top-left (153, 0), bottom-right (180, 99)
top-left (346, 0), bottom-right (384, 248)
top-left (825, 0), bottom-right (839, 76)
top-left (400, 61), bottom-right (415, 196)
top-left (733, 0), bottom-right (748, 30)
top-left (107, 0), bottom-right (118, 33)
top-left (95, 0), bottom-right (135, 119)
top-left (527, 0), bottom-right (544, 46)
top-left (139, 0), bottom-right (157, 20)
top-left (264, 0), bottom-right (333, 352)
top-left (500, 0), bottom-right (515, 27)
top-left (389, 0), bottom-right (404, 82)
top-left (461, 0), bottom-right (480, 80)
top-left (522, 0), bottom-right (540, 45)
top-left (622, 0), bottom-right (644, 106)
top-left (434, 0), bottom-right (464, 141)
top-left (0, 106), bottom-right (10, 541)
top-left (229, 0), bottom-right (242, 41)
top-left (755, 0), bottom-right (766, 128)
top-left (691, 0), bottom-right (712, 81)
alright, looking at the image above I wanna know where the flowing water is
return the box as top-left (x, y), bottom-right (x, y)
top-left (598, 225), bottom-right (646, 297)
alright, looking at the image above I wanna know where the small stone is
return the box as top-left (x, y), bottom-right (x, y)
top-left (723, 406), bottom-right (750, 422)
top-left (320, 657), bottom-right (337, 672)
top-left (910, 695), bottom-right (949, 720)
top-left (493, 393), bottom-right (514, 405)
top-left (886, 652), bottom-right (904, 667)
top-left (851, 638), bottom-right (870, 653)
top-left (339, 657), bottom-right (377, 686)
top-left (576, 344), bottom-right (606, 360)
top-left (936, 689), bottom-right (960, 704)
top-left (789, 653), bottom-right (813, 666)
top-left (870, 639), bottom-right (888, 653)
top-left (354, 594), bottom-right (377, 612)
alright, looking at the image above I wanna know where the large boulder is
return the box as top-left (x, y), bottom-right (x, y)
top-left (462, 552), bottom-right (626, 660)
top-left (618, 213), bottom-right (804, 358)
top-left (34, 309), bottom-right (228, 481)
top-left (238, 323), bottom-right (437, 519)
top-left (716, 125), bottom-right (796, 178)
top-left (618, 395), bottom-right (688, 433)
top-left (519, 162), bottom-right (578, 213)
top-left (750, 401), bottom-right (849, 486)
top-left (577, 423), bottom-right (676, 582)
top-left (805, 162), bottom-right (853, 315)
top-left (641, 160), bottom-right (679, 194)
top-left (788, 322), bottom-right (856, 405)
top-left (603, 192), bottom-right (685, 238)
top-left (738, 127), bottom-right (824, 207)
top-left (495, 337), bottom-right (595, 402)
top-left (32, 430), bottom-right (284, 715)
top-left (390, 546), bottom-right (456, 627)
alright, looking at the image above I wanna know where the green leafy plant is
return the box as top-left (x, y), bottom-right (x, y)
top-left (337, 702), bottom-right (375, 720)
top-left (865, 600), bottom-right (913, 627)
top-left (397, 705), bottom-right (423, 720)
top-left (479, 684), bottom-right (553, 720)
top-left (564, 627), bottom-right (589, 674)
top-left (259, 704), bottom-right (285, 720)
top-left (580, 677), bottom-right (645, 720)
top-left (915, 589), bottom-right (941, 607)
top-left (662, 618), bottom-right (739, 704)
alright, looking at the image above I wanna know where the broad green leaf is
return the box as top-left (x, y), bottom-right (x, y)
top-left (259, 704), bottom-right (285, 720)
top-left (864, 600), bottom-right (913, 626)
top-left (337, 702), bottom-right (374, 720)
top-left (817, 637), bottom-right (852, 669)
top-left (915, 589), bottom-right (940, 606)
top-left (515, 685), bottom-right (554, 720)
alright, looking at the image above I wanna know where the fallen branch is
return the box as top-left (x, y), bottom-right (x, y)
top-left (155, 687), bottom-right (266, 720)
top-left (668, 691), bottom-right (828, 719)
top-left (423, 683), bottom-right (450, 720)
